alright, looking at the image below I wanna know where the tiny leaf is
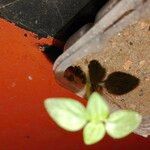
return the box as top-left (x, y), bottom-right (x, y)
top-left (83, 122), bottom-right (105, 145)
top-left (64, 66), bottom-right (86, 86)
top-left (106, 110), bottom-right (142, 139)
top-left (87, 92), bottom-right (109, 122)
top-left (44, 98), bottom-right (87, 131)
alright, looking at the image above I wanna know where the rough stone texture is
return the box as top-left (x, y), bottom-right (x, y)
top-left (0, 0), bottom-right (107, 41)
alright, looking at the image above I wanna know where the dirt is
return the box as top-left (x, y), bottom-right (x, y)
top-left (75, 20), bottom-right (150, 116)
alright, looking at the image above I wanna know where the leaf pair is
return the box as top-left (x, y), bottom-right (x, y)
top-left (64, 60), bottom-right (140, 95)
top-left (44, 92), bottom-right (142, 145)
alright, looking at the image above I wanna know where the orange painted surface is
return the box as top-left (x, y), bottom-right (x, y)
top-left (0, 18), bottom-right (149, 150)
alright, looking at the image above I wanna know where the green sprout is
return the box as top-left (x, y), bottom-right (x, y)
top-left (44, 92), bottom-right (142, 145)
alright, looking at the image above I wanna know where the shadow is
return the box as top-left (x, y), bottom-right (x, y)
top-left (42, 45), bottom-right (63, 63)
top-left (64, 61), bottom-right (140, 95)
top-left (54, 0), bottom-right (108, 41)
top-left (105, 72), bottom-right (140, 95)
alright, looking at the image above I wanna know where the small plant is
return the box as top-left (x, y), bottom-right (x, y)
top-left (44, 92), bottom-right (142, 145)
top-left (64, 60), bottom-right (139, 97)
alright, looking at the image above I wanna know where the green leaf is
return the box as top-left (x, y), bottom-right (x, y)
top-left (44, 98), bottom-right (88, 132)
top-left (106, 110), bottom-right (142, 139)
top-left (87, 92), bottom-right (109, 122)
top-left (85, 82), bottom-right (92, 99)
top-left (83, 122), bottom-right (106, 145)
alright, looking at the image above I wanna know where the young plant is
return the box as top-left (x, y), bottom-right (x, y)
top-left (44, 92), bottom-right (142, 145)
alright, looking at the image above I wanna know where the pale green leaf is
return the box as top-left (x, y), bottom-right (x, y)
top-left (44, 98), bottom-right (87, 131)
top-left (106, 110), bottom-right (142, 139)
top-left (83, 122), bottom-right (105, 145)
top-left (87, 92), bottom-right (109, 122)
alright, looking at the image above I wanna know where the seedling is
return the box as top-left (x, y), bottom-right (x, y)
top-left (44, 92), bottom-right (142, 145)
top-left (64, 60), bottom-right (139, 98)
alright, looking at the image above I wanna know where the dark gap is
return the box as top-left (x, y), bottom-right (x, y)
top-left (55, 0), bottom-right (108, 41)
top-left (42, 45), bottom-right (63, 63)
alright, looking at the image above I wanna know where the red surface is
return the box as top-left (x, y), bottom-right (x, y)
top-left (0, 18), bottom-right (149, 150)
